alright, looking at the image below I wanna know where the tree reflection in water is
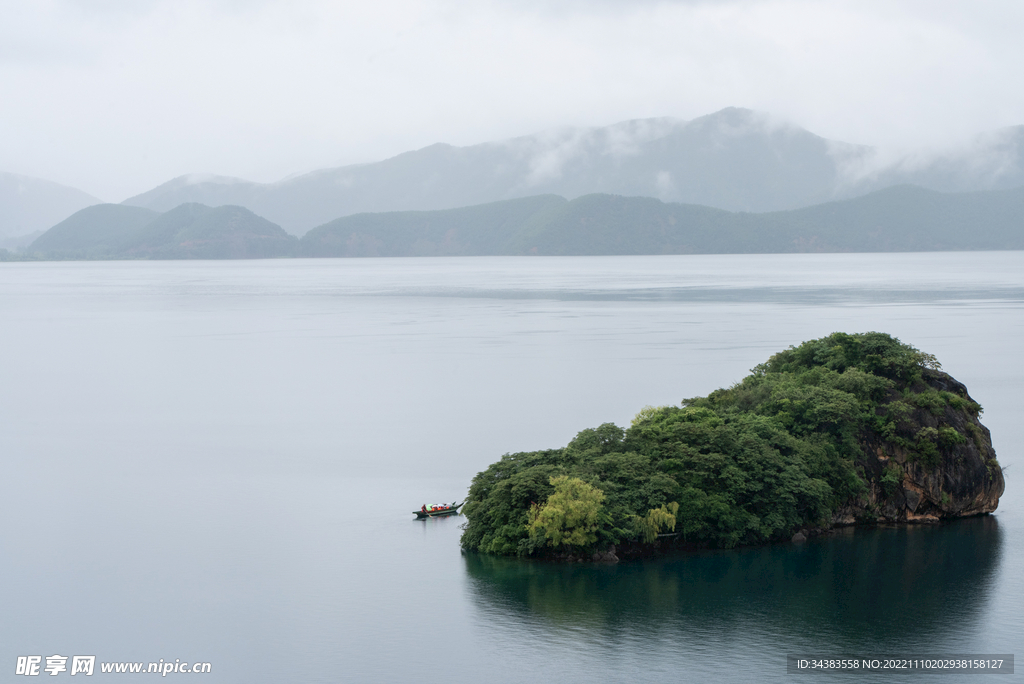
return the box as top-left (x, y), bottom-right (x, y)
top-left (464, 516), bottom-right (1002, 652)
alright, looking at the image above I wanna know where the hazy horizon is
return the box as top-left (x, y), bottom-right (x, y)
top-left (2, 0), bottom-right (1023, 201)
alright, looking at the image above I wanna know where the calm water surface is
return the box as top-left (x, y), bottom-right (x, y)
top-left (1, 253), bottom-right (1022, 682)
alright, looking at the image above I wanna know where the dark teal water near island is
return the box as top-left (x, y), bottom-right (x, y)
top-left (1, 253), bottom-right (1021, 683)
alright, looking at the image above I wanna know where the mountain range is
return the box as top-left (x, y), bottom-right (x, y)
top-left (4, 107), bottom-right (1024, 244)
top-left (298, 185), bottom-right (1024, 256)
top-left (120, 108), bottom-right (1024, 236)
top-left (19, 184), bottom-right (1024, 260)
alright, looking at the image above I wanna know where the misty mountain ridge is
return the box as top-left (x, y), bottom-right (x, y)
top-left (28, 202), bottom-right (295, 260)
top-left (22, 183), bottom-right (1024, 261)
top-left (0, 172), bottom-right (101, 239)
top-left (121, 203), bottom-right (296, 259)
top-left (299, 184), bottom-right (1024, 257)
top-left (28, 204), bottom-right (159, 258)
top-left (123, 108), bottom-right (865, 233)
top-left (837, 125), bottom-right (1024, 196)
top-left (121, 107), bottom-right (1024, 236)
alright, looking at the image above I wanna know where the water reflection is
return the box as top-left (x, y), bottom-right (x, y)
top-left (465, 517), bottom-right (1003, 649)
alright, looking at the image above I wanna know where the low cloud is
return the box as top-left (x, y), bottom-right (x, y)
top-left (0, 0), bottom-right (1021, 200)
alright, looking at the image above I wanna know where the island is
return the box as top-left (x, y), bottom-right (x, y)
top-left (459, 333), bottom-right (1005, 561)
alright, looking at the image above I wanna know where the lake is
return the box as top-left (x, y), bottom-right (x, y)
top-left (1, 253), bottom-right (1021, 682)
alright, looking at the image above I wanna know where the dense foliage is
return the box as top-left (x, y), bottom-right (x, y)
top-left (526, 476), bottom-right (605, 548)
top-left (460, 332), bottom-right (981, 557)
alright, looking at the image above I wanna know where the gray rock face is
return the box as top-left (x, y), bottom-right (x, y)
top-left (904, 488), bottom-right (922, 513)
top-left (854, 369), bottom-right (1004, 524)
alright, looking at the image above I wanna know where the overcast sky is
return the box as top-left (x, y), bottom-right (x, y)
top-left (2, 0), bottom-right (1022, 201)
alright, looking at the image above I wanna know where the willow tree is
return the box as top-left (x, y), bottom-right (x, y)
top-left (527, 476), bottom-right (605, 550)
top-left (632, 502), bottom-right (680, 543)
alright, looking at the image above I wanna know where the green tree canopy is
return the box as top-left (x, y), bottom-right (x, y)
top-left (461, 333), bottom-right (991, 557)
top-left (527, 476), bottom-right (605, 549)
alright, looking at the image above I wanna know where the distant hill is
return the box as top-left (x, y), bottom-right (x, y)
top-left (298, 195), bottom-right (568, 257)
top-left (299, 185), bottom-right (1024, 257)
top-left (28, 204), bottom-right (159, 258)
top-left (24, 184), bottom-right (1024, 260)
top-left (120, 203), bottom-right (296, 259)
top-left (0, 172), bottom-right (101, 239)
top-left (27, 203), bottom-right (294, 259)
top-left (741, 184), bottom-right (1024, 253)
top-left (121, 108), bottom-right (1024, 237)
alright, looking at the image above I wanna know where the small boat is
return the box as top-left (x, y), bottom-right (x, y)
top-left (414, 501), bottom-right (463, 519)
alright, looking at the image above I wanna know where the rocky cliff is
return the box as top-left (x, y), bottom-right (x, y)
top-left (844, 368), bottom-right (1004, 526)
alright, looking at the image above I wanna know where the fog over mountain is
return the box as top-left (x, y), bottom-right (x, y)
top-left (6, 108), bottom-right (1022, 243)
top-left (121, 108), bottom-right (862, 234)
top-left (121, 108), bottom-right (1024, 236)
top-left (0, 172), bottom-right (100, 239)
top-left (840, 125), bottom-right (1024, 196)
